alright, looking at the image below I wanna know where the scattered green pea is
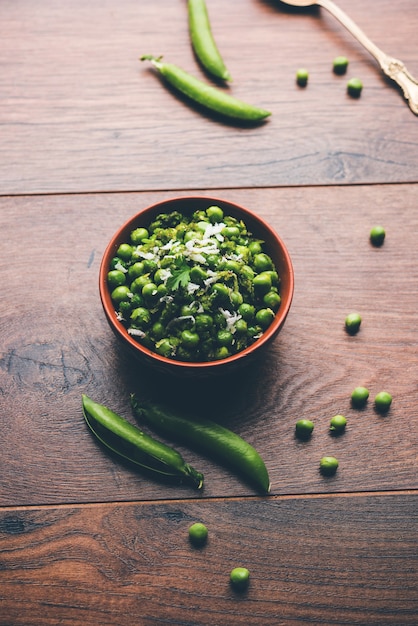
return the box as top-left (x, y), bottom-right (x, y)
top-left (347, 77), bottom-right (363, 98)
top-left (296, 68), bottom-right (309, 87)
top-left (329, 414), bottom-right (347, 433)
top-left (333, 55), bottom-right (349, 75)
top-left (374, 391), bottom-right (392, 413)
top-left (230, 567), bottom-right (250, 591)
top-left (188, 522), bottom-right (208, 546)
top-left (345, 312), bottom-right (362, 335)
top-left (351, 386), bottom-right (369, 408)
top-left (370, 225), bottom-right (386, 247)
top-left (295, 419), bottom-right (314, 440)
top-left (320, 456), bottom-right (339, 476)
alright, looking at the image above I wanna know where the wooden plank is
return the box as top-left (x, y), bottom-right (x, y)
top-left (0, 184), bottom-right (417, 506)
top-left (0, 0), bottom-right (418, 194)
top-left (0, 493), bottom-right (417, 625)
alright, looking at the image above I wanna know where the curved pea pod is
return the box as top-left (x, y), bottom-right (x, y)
top-left (188, 0), bottom-right (231, 81)
top-left (82, 394), bottom-right (204, 490)
top-left (131, 395), bottom-right (271, 495)
top-left (140, 55), bottom-right (271, 122)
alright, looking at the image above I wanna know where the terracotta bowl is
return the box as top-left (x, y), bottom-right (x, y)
top-left (99, 196), bottom-right (294, 377)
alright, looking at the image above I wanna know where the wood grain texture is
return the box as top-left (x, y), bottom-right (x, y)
top-left (0, 494), bottom-right (417, 625)
top-left (1, 184), bottom-right (417, 506)
top-left (1, 0), bottom-right (418, 195)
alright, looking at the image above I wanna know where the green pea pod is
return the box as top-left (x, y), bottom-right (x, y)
top-left (131, 395), bottom-right (271, 494)
top-left (140, 55), bottom-right (271, 122)
top-left (188, 0), bottom-right (231, 81)
top-left (82, 394), bottom-right (204, 490)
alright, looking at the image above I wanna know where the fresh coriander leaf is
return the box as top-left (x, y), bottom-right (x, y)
top-left (166, 264), bottom-right (190, 291)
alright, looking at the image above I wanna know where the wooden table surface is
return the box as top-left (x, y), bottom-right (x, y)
top-left (1, 1), bottom-right (417, 624)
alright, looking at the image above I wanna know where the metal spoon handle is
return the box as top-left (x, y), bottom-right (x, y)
top-left (319, 0), bottom-right (418, 115)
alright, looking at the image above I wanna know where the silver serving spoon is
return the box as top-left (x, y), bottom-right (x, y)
top-left (280, 0), bottom-right (418, 115)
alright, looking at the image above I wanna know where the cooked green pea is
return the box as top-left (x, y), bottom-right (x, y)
top-left (248, 241), bottom-right (262, 256)
top-left (222, 225), bottom-right (240, 239)
top-left (155, 338), bottom-right (175, 357)
top-left (142, 282), bottom-right (159, 304)
top-left (131, 275), bottom-right (151, 294)
top-left (190, 265), bottom-right (208, 284)
top-left (181, 330), bottom-right (200, 348)
top-left (374, 391), bottom-right (392, 413)
top-left (110, 256), bottom-right (127, 271)
top-left (255, 308), bottom-right (274, 329)
top-left (195, 313), bottom-right (213, 332)
top-left (253, 253), bottom-right (274, 273)
top-left (230, 291), bottom-right (243, 308)
top-left (370, 225), bottom-right (386, 247)
top-left (217, 329), bottom-right (233, 347)
top-left (295, 419), bottom-right (314, 439)
top-left (333, 56), bottom-right (349, 75)
top-left (151, 321), bottom-right (165, 341)
top-left (206, 205), bottom-right (224, 223)
top-left (130, 307), bottom-right (151, 328)
top-left (235, 319), bottom-right (248, 335)
top-left (351, 386), bottom-right (369, 408)
top-left (253, 272), bottom-right (272, 295)
top-left (128, 261), bottom-right (146, 280)
top-left (111, 285), bottom-right (131, 303)
top-left (107, 270), bottom-right (126, 288)
top-left (296, 67), bottom-right (309, 87)
top-left (215, 345), bottom-right (230, 360)
top-left (320, 456), bottom-right (339, 476)
top-left (238, 303), bottom-right (256, 322)
top-left (117, 243), bottom-right (134, 261)
top-left (230, 567), bottom-right (250, 591)
top-left (329, 414), bottom-right (347, 433)
top-left (130, 227), bottom-right (149, 244)
top-left (345, 312), bottom-right (362, 335)
top-left (347, 77), bottom-right (363, 97)
top-left (188, 522), bottom-right (208, 546)
top-left (212, 282), bottom-right (230, 303)
top-left (263, 291), bottom-right (281, 310)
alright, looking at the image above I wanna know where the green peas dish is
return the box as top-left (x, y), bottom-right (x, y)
top-left (108, 205), bottom-right (282, 363)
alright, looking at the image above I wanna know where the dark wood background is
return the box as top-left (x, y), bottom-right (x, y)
top-left (1, 1), bottom-right (417, 624)
top-left (1, 0), bottom-right (418, 194)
